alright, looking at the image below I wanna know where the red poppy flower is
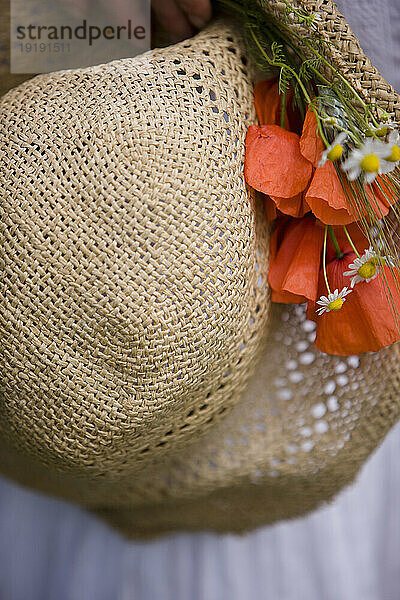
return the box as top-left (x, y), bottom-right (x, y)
top-left (305, 161), bottom-right (355, 225)
top-left (299, 109), bottom-right (356, 224)
top-left (245, 107), bottom-right (357, 224)
top-left (325, 223), bottom-right (368, 262)
top-left (253, 79), bottom-right (282, 128)
top-left (372, 176), bottom-right (399, 209)
top-left (246, 82), bottom-right (400, 225)
top-left (269, 217), bottom-right (369, 305)
top-left (264, 195), bottom-right (277, 222)
top-left (268, 215), bottom-right (324, 303)
top-left (245, 125), bottom-right (312, 217)
top-left (307, 253), bottom-right (400, 355)
top-left (269, 192), bottom-right (310, 219)
top-left (335, 177), bottom-right (391, 223)
top-left (249, 79), bottom-right (400, 356)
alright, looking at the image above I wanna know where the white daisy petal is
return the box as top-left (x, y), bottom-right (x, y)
top-left (315, 287), bottom-right (352, 316)
top-left (341, 135), bottom-right (399, 183)
top-left (380, 160), bottom-right (396, 174)
top-left (364, 171), bottom-right (377, 184)
top-left (342, 246), bottom-right (389, 287)
top-left (347, 167), bottom-right (360, 181)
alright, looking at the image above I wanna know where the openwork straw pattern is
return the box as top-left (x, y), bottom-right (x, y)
top-left (1, 13), bottom-right (400, 537)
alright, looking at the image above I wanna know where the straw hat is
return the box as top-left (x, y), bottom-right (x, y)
top-left (1, 2), bottom-right (400, 537)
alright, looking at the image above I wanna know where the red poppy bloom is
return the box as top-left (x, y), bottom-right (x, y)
top-left (246, 81), bottom-right (400, 225)
top-left (264, 195), bottom-right (278, 222)
top-left (299, 108), bottom-right (324, 167)
top-left (268, 215), bottom-right (324, 303)
top-left (307, 253), bottom-right (400, 355)
top-left (245, 125), bottom-right (312, 217)
top-left (253, 78), bottom-right (301, 132)
top-left (269, 217), bottom-right (369, 305)
top-left (253, 79), bottom-right (282, 128)
top-left (335, 177), bottom-right (391, 223)
top-left (305, 161), bottom-right (355, 225)
top-left (249, 78), bottom-right (400, 356)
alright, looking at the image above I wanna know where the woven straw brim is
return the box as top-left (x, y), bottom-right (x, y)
top-left (1, 302), bottom-right (400, 538)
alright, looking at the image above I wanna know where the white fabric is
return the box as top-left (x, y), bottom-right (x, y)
top-left (1, 0), bottom-right (400, 597)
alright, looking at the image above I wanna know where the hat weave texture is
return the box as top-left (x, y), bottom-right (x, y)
top-left (0, 23), bottom-right (270, 477)
top-left (1, 13), bottom-right (400, 537)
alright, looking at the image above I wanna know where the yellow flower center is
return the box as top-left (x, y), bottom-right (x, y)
top-left (360, 154), bottom-right (380, 173)
top-left (327, 144), bottom-right (344, 162)
top-left (366, 126), bottom-right (388, 137)
top-left (327, 298), bottom-right (344, 312)
top-left (357, 261), bottom-right (376, 279)
top-left (375, 126), bottom-right (388, 137)
top-left (386, 144), bottom-right (400, 162)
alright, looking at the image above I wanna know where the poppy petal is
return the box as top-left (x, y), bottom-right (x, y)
top-left (271, 289), bottom-right (307, 303)
top-left (245, 125), bottom-right (313, 198)
top-left (264, 195), bottom-right (278, 221)
top-left (340, 177), bottom-right (390, 222)
top-left (325, 223), bottom-right (369, 263)
top-left (268, 215), bottom-right (325, 302)
top-left (363, 182), bottom-right (390, 219)
top-left (305, 162), bottom-right (355, 225)
top-left (299, 108), bottom-right (325, 167)
top-left (270, 193), bottom-right (310, 218)
top-left (253, 79), bottom-right (281, 126)
top-left (372, 175), bottom-right (399, 209)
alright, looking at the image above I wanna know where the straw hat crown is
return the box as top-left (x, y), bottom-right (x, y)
top-left (0, 22), bottom-right (270, 476)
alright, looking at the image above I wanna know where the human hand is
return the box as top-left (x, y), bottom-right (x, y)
top-left (152, 0), bottom-right (212, 42)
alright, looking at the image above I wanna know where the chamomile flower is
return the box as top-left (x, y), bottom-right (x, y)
top-left (341, 138), bottom-right (393, 184)
top-left (344, 247), bottom-right (381, 287)
top-left (383, 130), bottom-right (400, 163)
top-left (315, 287), bottom-right (352, 316)
top-left (365, 122), bottom-right (395, 137)
top-left (318, 132), bottom-right (347, 167)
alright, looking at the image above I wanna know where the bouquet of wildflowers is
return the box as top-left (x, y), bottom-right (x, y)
top-left (218, 0), bottom-right (400, 355)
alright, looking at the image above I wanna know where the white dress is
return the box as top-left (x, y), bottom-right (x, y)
top-left (1, 1), bottom-right (400, 598)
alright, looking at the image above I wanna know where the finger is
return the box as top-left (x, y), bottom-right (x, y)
top-left (152, 0), bottom-right (195, 43)
top-left (175, 0), bottom-right (212, 29)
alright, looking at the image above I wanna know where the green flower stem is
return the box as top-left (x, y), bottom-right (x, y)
top-left (343, 225), bottom-right (360, 257)
top-left (253, 13), bottom-right (373, 141)
top-left (249, 28), bottom-right (312, 105)
top-left (218, 0), bottom-right (381, 131)
top-left (323, 226), bottom-right (331, 294)
top-left (328, 225), bottom-right (344, 259)
top-left (280, 86), bottom-right (287, 128)
top-left (311, 107), bottom-right (329, 146)
top-left (279, 1), bottom-right (380, 126)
